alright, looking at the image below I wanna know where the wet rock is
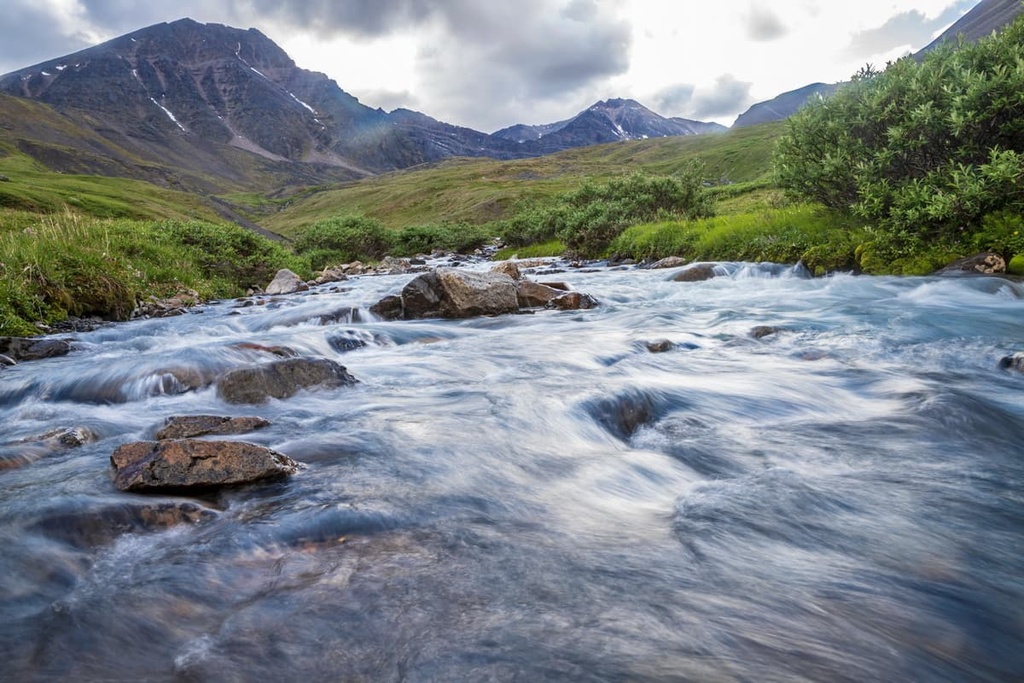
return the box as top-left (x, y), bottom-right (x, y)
top-left (0, 354), bottom-right (15, 366)
top-left (369, 294), bottom-right (403, 321)
top-left (648, 256), bottom-right (688, 269)
top-left (265, 269), bottom-right (308, 295)
top-left (645, 340), bottom-right (675, 353)
top-left (0, 337), bottom-right (72, 362)
top-left (999, 352), bottom-right (1024, 372)
top-left (216, 357), bottom-right (358, 404)
top-left (30, 500), bottom-right (218, 547)
top-left (491, 261), bottom-right (522, 280)
top-left (587, 390), bottom-right (665, 440)
top-left (155, 415), bottom-right (271, 440)
top-left (751, 326), bottom-right (783, 339)
top-left (315, 307), bottom-right (365, 325)
top-left (376, 256), bottom-right (419, 275)
top-left (132, 289), bottom-right (200, 319)
top-left (672, 264), bottom-right (718, 282)
top-left (151, 367), bottom-right (215, 394)
top-left (516, 281), bottom-right (562, 308)
top-left (538, 281), bottom-right (571, 291)
top-left (1, 425), bottom-right (101, 471)
top-left (327, 329), bottom-right (384, 354)
top-left (111, 439), bottom-right (299, 492)
top-left (546, 291), bottom-right (599, 310)
top-left (30, 426), bottom-right (101, 448)
top-left (230, 342), bottom-right (299, 358)
top-left (935, 252), bottom-right (1006, 276)
top-left (400, 268), bottom-right (519, 319)
top-left (315, 265), bottom-right (349, 284)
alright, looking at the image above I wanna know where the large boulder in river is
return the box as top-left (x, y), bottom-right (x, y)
top-left (111, 439), bottom-right (299, 492)
top-left (546, 291), bottom-right (599, 310)
top-left (216, 357), bottom-right (358, 404)
top-left (935, 252), bottom-right (1006, 276)
top-left (265, 269), bottom-right (309, 295)
top-left (399, 268), bottom-right (519, 319)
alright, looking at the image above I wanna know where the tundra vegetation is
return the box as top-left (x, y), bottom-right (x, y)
top-left (2, 15), bottom-right (1023, 335)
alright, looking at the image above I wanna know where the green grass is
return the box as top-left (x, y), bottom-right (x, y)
top-left (611, 204), bottom-right (866, 274)
top-left (0, 213), bottom-right (307, 336)
top-left (265, 122), bottom-right (786, 236)
top-left (495, 240), bottom-right (566, 260)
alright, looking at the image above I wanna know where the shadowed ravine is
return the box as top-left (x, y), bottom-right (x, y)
top-left (1, 262), bottom-right (1022, 681)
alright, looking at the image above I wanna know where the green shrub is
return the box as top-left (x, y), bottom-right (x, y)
top-left (293, 215), bottom-right (395, 267)
top-left (392, 223), bottom-right (489, 256)
top-left (775, 16), bottom-right (1024, 243)
top-left (1008, 254), bottom-right (1024, 275)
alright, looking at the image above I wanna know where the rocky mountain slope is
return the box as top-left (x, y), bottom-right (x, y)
top-left (732, 83), bottom-right (841, 129)
top-left (0, 18), bottom-right (722, 195)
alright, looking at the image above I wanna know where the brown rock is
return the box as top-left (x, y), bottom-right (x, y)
top-left (751, 326), bottom-right (783, 339)
top-left (369, 295), bottom-right (403, 321)
top-left (0, 337), bottom-right (72, 362)
top-left (516, 281), bottom-right (562, 308)
top-left (645, 340), bottom-right (675, 353)
top-left (111, 439), bottom-right (299, 492)
top-left (648, 256), bottom-right (688, 269)
top-left (396, 268), bottom-right (519, 319)
top-left (672, 264), bottom-right (718, 282)
top-left (936, 252), bottom-right (1006, 276)
top-left (315, 265), bottom-right (349, 284)
top-left (216, 357), bottom-right (358, 404)
top-left (546, 291), bottom-right (599, 310)
top-left (265, 269), bottom-right (308, 295)
top-left (538, 281), bottom-right (571, 291)
top-left (155, 415), bottom-right (271, 440)
top-left (31, 500), bottom-right (218, 547)
top-left (230, 342), bottom-right (299, 358)
top-left (491, 261), bottom-right (522, 280)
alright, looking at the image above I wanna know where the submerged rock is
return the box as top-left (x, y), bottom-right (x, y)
top-left (216, 357), bottom-right (358, 404)
top-left (645, 340), bottom-right (675, 353)
top-left (265, 269), bottom-right (309, 295)
top-left (30, 499), bottom-right (218, 547)
top-left (999, 352), bottom-right (1024, 372)
top-left (230, 342), bottom-right (299, 358)
top-left (155, 415), bottom-right (271, 440)
top-left (111, 439), bottom-right (299, 492)
top-left (751, 326), bottom-right (783, 339)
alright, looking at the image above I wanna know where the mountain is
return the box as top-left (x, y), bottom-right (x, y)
top-left (918, 0), bottom-right (1024, 54)
top-left (494, 99), bottom-right (725, 151)
top-left (731, 83), bottom-right (841, 129)
top-left (0, 19), bottom-right (724, 196)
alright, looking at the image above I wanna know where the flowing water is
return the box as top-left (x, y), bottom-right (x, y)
top-left (1, 260), bottom-right (1022, 682)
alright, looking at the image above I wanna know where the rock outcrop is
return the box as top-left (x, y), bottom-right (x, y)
top-left (111, 439), bottom-right (299, 492)
top-left (935, 253), bottom-right (1006, 276)
top-left (0, 337), bottom-right (72, 363)
top-left (216, 357), bottom-right (358, 404)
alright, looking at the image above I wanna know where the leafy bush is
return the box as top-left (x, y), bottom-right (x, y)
top-left (775, 17), bottom-right (1024, 242)
top-left (392, 223), bottom-right (489, 256)
top-left (497, 167), bottom-right (714, 257)
top-left (293, 215), bottom-right (395, 268)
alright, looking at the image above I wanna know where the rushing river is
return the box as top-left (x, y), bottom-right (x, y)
top-left (0, 260), bottom-right (1022, 682)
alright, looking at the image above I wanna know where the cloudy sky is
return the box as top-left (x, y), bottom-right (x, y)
top-left (0, 0), bottom-right (977, 131)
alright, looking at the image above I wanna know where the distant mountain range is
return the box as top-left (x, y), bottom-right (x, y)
top-left (0, 18), bottom-right (722, 193)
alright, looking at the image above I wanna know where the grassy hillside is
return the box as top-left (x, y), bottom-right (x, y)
top-left (264, 122), bottom-right (784, 236)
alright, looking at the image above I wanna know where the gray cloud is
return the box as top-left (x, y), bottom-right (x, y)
top-left (0, 3), bottom-right (94, 73)
top-left (652, 83), bottom-right (696, 115)
top-left (690, 74), bottom-right (753, 119)
top-left (845, 1), bottom-right (972, 55)
top-left (746, 6), bottom-right (788, 42)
